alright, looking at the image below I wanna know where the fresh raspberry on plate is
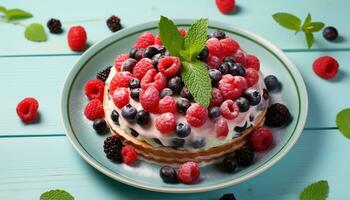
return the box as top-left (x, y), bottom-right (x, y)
top-left (112, 88), bottom-right (130, 108)
top-left (158, 56), bottom-right (181, 78)
top-left (206, 38), bottom-right (222, 57)
top-left (245, 54), bottom-right (260, 71)
top-left (84, 99), bottom-right (104, 120)
top-left (158, 96), bottom-right (177, 114)
top-left (186, 103), bottom-right (208, 127)
top-left (245, 68), bottom-right (259, 87)
top-left (84, 79), bottom-right (105, 101)
top-left (210, 87), bottom-right (224, 107)
top-left (134, 32), bottom-right (155, 48)
top-left (251, 127), bottom-right (273, 151)
top-left (155, 34), bottom-right (163, 45)
top-left (215, 0), bottom-right (236, 14)
top-left (220, 100), bottom-right (239, 120)
top-left (220, 38), bottom-right (239, 56)
top-left (218, 74), bottom-right (247, 100)
top-left (67, 26), bottom-right (87, 51)
top-left (114, 54), bottom-right (130, 72)
top-left (109, 71), bottom-right (133, 94)
top-left (232, 49), bottom-right (246, 65)
top-left (205, 54), bottom-right (222, 69)
top-left (16, 97), bottom-right (39, 123)
top-left (178, 161), bottom-right (200, 184)
top-left (121, 145), bottom-right (137, 165)
top-left (215, 118), bottom-right (229, 138)
top-left (141, 69), bottom-right (167, 91)
top-left (155, 112), bottom-right (177, 134)
top-left (312, 56), bottom-right (339, 79)
top-left (133, 58), bottom-right (154, 80)
top-left (140, 86), bottom-right (160, 113)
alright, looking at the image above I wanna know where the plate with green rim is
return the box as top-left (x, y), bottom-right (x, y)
top-left (61, 19), bottom-right (308, 193)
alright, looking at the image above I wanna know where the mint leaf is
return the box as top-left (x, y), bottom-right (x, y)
top-left (300, 180), bottom-right (329, 200)
top-left (5, 8), bottom-right (32, 20)
top-left (183, 18), bottom-right (208, 60)
top-left (272, 12), bottom-right (301, 31)
top-left (307, 22), bottom-right (325, 32)
top-left (24, 23), bottom-right (47, 42)
top-left (304, 31), bottom-right (314, 48)
top-left (302, 13), bottom-right (312, 30)
top-left (158, 16), bottom-right (183, 56)
top-left (40, 189), bottom-right (74, 200)
top-left (0, 6), bottom-right (6, 13)
top-left (336, 108), bottom-right (350, 139)
top-left (181, 59), bottom-right (211, 107)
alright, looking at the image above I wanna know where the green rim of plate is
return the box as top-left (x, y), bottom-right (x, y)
top-left (61, 19), bottom-right (308, 193)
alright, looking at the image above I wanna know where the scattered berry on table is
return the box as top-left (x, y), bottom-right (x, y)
top-left (206, 38), bottom-right (222, 56)
top-left (218, 75), bottom-right (247, 100)
top-left (178, 161), bottom-right (200, 184)
top-left (129, 78), bottom-right (140, 89)
top-left (264, 75), bottom-right (280, 91)
top-left (251, 127), bottom-right (273, 151)
top-left (205, 54), bottom-right (222, 69)
top-left (191, 137), bottom-right (206, 149)
top-left (235, 97), bottom-right (250, 112)
top-left (160, 165), bottom-right (178, 183)
top-left (211, 30), bottom-right (226, 40)
top-left (197, 46), bottom-right (209, 61)
top-left (106, 15), bottom-right (121, 32)
top-left (143, 46), bottom-right (159, 59)
top-left (230, 63), bottom-right (246, 77)
top-left (176, 98), bottom-right (191, 114)
top-left (214, 118), bottom-right (229, 138)
top-left (96, 65), bottom-right (112, 82)
top-left (186, 103), bottom-right (208, 127)
top-left (220, 38), bottom-right (239, 56)
top-left (103, 136), bottom-right (123, 162)
top-left (176, 122), bottom-right (191, 138)
top-left (245, 68), bottom-right (259, 87)
top-left (323, 26), bottom-right (338, 41)
top-left (215, 0), bottom-right (235, 14)
top-left (112, 88), bottom-right (130, 108)
top-left (93, 118), bottom-right (107, 133)
top-left (171, 138), bottom-right (185, 148)
top-left (243, 89), bottom-right (261, 106)
top-left (312, 56), bottom-right (339, 79)
top-left (160, 88), bottom-right (173, 98)
top-left (135, 110), bottom-right (150, 126)
top-left (16, 97), bottom-right (39, 123)
top-left (158, 56), bottom-right (181, 78)
top-left (47, 18), bottom-right (62, 34)
top-left (219, 193), bottom-right (237, 200)
top-left (180, 87), bottom-right (193, 100)
top-left (134, 32), bottom-right (155, 48)
top-left (155, 112), bottom-right (177, 134)
top-left (114, 54), bottom-right (130, 72)
top-left (130, 88), bottom-right (141, 101)
top-left (84, 99), bottom-right (104, 120)
top-left (67, 26), bottom-right (87, 51)
top-left (109, 71), bottom-right (133, 94)
top-left (222, 156), bottom-right (238, 172)
top-left (209, 69), bottom-right (222, 85)
top-left (84, 79), bottom-right (105, 101)
top-left (121, 145), bottom-right (137, 165)
top-left (111, 110), bottom-right (120, 125)
top-left (141, 69), bottom-right (167, 91)
top-left (220, 100), bottom-right (240, 120)
top-left (121, 58), bottom-right (137, 72)
top-left (159, 96), bottom-right (177, 114)
top-left (121, 104), bottom-right (137, 122)
top-left (167, 76), bottom-right (184, 94)
top-left (218, 62), bottom-right (231, 75)
top-left (133, 58), bottom-right (154, 80)
top-left (210, 87), bottom-right (224, 107)
top-left (209, 106), bottom-right (221, 119)
top-left (140, 86), bottom-right (159, 113)
top-left (265, 103), bottom-right (292, 127)
top-left (235, 147), bottom-right (254, 167)
top-left (245, 54), bottom-right (260, 71)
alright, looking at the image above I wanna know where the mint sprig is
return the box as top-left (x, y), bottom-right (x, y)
top-left (272, 12), bottom-right (325, 48)
top-left (300, 180), bottom-right (329, 200)
top-left (40, 189), bottom-right (74, 200)
top-left (159, 16), bottom-right (211, 107)
top-left (336, 108), bottom-right (350, 139)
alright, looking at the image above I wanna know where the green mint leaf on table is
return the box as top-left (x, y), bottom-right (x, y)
top-left (181, 60), bottom-right (212, 108)
top-left (183, 18), bottom-right (208, 60)
top-left (306, 22), bottom-right (325, 32)
top-left (158, 16), bottom-right (184, 56)
top-left (336, 108), bottom-right (350, 139)
top-left (302, 13), bottom-right (312, 31)
top-left (40, 189), bottom-right (74, 200)
top-left (0, 6), bottom-right (6, 13)
top-left (5, 8), bottom-right (32, 21)
top-left (25, 23), bottom-right (47, 42)
top-left (304, 31), bottom-right (314, 48)
top-left (300, 180), bottom-right (329, 200)
top-left (272, 12), bottom-right (301, 31)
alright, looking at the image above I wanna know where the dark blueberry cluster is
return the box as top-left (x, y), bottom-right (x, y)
top-left (96, 66), bottom-right (112, 82)
top-left (103, 136), bottom-right (123, 162)
top-left (106, 15), bottom-right (122, 32)
top-left (265, 103), bottom-right (292, 127)
top-left (129, 46), bottom-right (168, 64)
top-left (47, 18), bottom-right (62, 34)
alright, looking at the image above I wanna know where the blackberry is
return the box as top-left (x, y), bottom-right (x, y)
top-left (323, 26), bottom-right (338, 41)
top-left (96, 66), bottom-right (112, 82)
top-left (265, 103), bottom-right (291, 127)
top-left (47, 18), bottom-right (62, 34)
top-left (235, 147), bottom-right (254, 167)
top-left (219, 193), bottom-right (237, 200)
top-left (106, 15), bottom-right (122, 32)
top-left (222, 156), bottom-right (238, 172)
top-left (103, 136), bottom-right (123, 162)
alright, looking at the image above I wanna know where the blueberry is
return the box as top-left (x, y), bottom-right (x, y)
top-left (222, 156), bottom-right (238, 172)
top-left (160, 166), bottom-right (178, 183)
top-left (111, 110), bottom-right (120, 125)
top-left (121, 104), bottom-right (137, 121)
top-left (135, 49), bottom-right (144, 60)
top-left (151, 53), bottom-right (163, 68)
top-left (129, 78), bottom-right (140, 89)
top-left (121, 58), bottom-right (137, 72)
top-left (157, 46), bottom-right (167, 54)
top-left (130, 88), bottom-right (141, 101)
top-left (235, 147), bottom-right (254, 167)
top-left (212, 30), bottom-right (226, 40)
top-left (176, 98), bottom-right (191, 114)
top-left (180, 87), bottom-right (193, 100)
top-left (230, 63), bottom-right (246, 77)
top-left (197, 46), bottom-right (209, 61)
top-left (234, 122), bottom-right (247, 132)
top-left (167, 76), bottom-right (184, 94)
top-left (209, 69), bottom-right (222, 85)
top-left (135, 110), bottom-right (150, 125)
top-left (170, 138), bottom-right (185, 148)
top-left (160, 88), bottom-right (173, 98)
top-left (264, 75), bottom-right (280, 91)
top-left (244, 89), bottom-right (261, 106)
top-left (209, 107), bottom-right (220, 119)
top-left (191, 137), bottom-right (206, 149)
top-left (323, 26), bottom-right (338, 41)
top-left (176, 122), bottom-right (191, 138)
top-left (93, 119), bottom-right (107, 133)
top-left (235, 97), bottom-right (250, 112)
top-left (218, 62), bottom-right (230, 74)
top-left (143, 46), bottom-right (159, 59)
top-left (130, 128), bottom-right (139, 137)
top-left (223, 57), bottom-right (236, 65)
top-left (129, 48), bottom-right (138, 59)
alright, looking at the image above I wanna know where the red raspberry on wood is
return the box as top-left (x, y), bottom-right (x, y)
top-left (312, 56), bottom-right (339, 79)
top-left (67, 26), bottom-right (87, 51)
top-left (16, 97), bottom-right (39, 123)
top-left (215, 0), bottom-right (236, 14)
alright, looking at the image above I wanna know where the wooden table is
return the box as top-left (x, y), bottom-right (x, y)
top-left (1, 0), bottom-right (349, 199)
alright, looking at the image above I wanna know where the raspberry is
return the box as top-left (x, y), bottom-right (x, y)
top-left (155, 113), bottom-right (177, 134)
top-left (133, 58), bottom-right (154, 80)
top-left (232, 49), bottom-right (246, 65)
top-left (158, 56), bottom-right (181, 77)
top-left (141, 69), bottom-right (167, 91)
top-left (265, 103), bottom-right (292, 127)
top-left (96, 66), bottom-right (112, 82)
top-left (312, 56), bottom-right (339, 79)
top-left (67, 26), bottom-right (87, 51)
top-left (158, 96), bottom-right (177, 114)
top-left (140, 86), bottom-right (160, 112)
top-left (186, 103), bottom-right (208, 127)
top-left (178, 28), bottom-right (187, 37)
top-left (84, 99), bottom-right (104, 120)
top-left (109, 71), bottom-right (133, 94)
top-left (16, 97), bottom-right (39, 123)
top-left (215, 118), bottom-right (229, 138)
top-left (106, 15), bottom-right (122, 32)
top-left (121, 145), bottom-right (137, 165)
top-left (114, 54), bottom-right (130, 72)
top-left (251, 127), bottom-right (273, 151)
top-left (245, 68), bottom-right (259, 87)
top-left (84, 79), bottom-right (105, 101)
top-left (215, 0), bottom-right (236, 14)
top-left (103, 136), bottom-right (123, 162)
top-left (210, 87), bottom-right (224, 107)
top-left (112, 88), bottom-right (130, 108)
top-left (220, 38), bottom-right (239, 56)
top-left (245, 54), bottom-right (260, 71)
top-left (205, 54), bottom-right (223, 69)
top-left (178, 161), bottom-right (200, 184)
top-left (206, 38), bottom-right (222, 56)
top-left (47, 18), bottom-right (62, 34)
top-left (134, 32), bottom-right (155, 48)
top-left (220, 100), bottom-right (239, 120)
top-left (218, 74), bottom-right (247, 100)
top-left (155, 34), bottom-right (163, 45)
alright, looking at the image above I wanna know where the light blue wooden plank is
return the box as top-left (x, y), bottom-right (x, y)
top-left (0, 130), bottom-right (348, 199)
top-left (0, 0), bottom-right (349, 56)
